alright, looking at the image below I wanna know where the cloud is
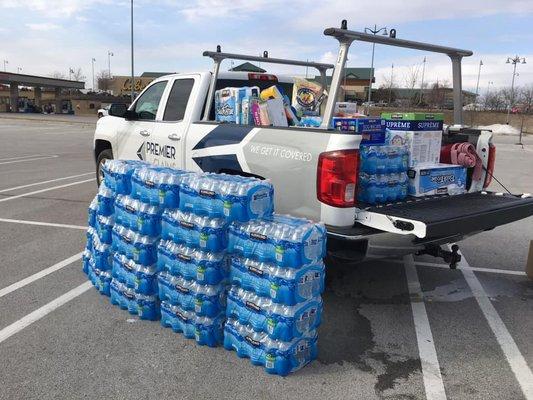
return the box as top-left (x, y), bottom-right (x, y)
top-left (174, 0), bottom-right (280, 21)
top-left (0, 0), bottom-right (112, 18)
top-left (26, 22), bottom-right (60, 31)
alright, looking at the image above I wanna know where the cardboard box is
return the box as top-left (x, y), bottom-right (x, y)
top-left (408, 163), bottom-right (466, 197)
top-left (332, 117), bottom-right (386, 145)
top-left (381, 112), bottom-right (444, 121)
top-left (334, 102), bottom-right (358, 116)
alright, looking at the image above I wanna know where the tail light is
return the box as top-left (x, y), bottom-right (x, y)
top-left (317, 149), bottom-right (359, 207)
top-left (248, 73), bottom-right (278, 82)
top-left (483, 143), bottom-right (496, 188)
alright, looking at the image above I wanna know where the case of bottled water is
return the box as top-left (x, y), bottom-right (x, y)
top-left (96, 183), bottom-right (115, 217)
top-left (226, 287), bottom-right (322, 342)
top-left (161, 209), bottom-right (229, 253)
top-left (111, 253), bottom-right (158, 296)
top-left (110, 279), bottom-right (160, 320)
top-left (102, 159), bottom-right (147, 195)
top-left (131, 166), bottom-right (191, 207)
top-left (157, 240), bottom-right (228, 285)
top-left (227, 215), bottom-right (327, 268)
top-left (229, 257), bottom-right (325, 305)
top-left (360, 145), bottom-right (409, 175)
top-left (358, 172), bottom-right (409, 204)
top-left (82, 249), bottom-right (92, 275)
top-left (223, 318), bottom-right (318, 376)
top-left (160, 301), bottom-right (224, 347)
top-left (92, 234), bottom-right (113, 271)
top-left (95, 214), bottom-right (115, 245)
top-left (114, 194), bottom-right (163, 236)
top-left (158, 270), bottom-right (227, 318)
top-left (179, 173), bottom-right (274, 222)
top-left (88, 196), bottom-right (98, 227)
top-left (88, 257), bottom-right (112, 296)
top-left (85, 227), bottom-right (96, 253)
top-left (112, 225), bottom-right (159, 265)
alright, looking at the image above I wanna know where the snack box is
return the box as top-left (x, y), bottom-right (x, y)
top-left (407, 163), bottom-right (466, 197)
top-left (331, 117), bottom-right (385, 145)
top-left (381, 112), bottom-right (444, 122)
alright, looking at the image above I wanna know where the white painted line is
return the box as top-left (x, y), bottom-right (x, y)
top-left (0, 281), bottom-right (92, 344)
top-left (0, 172), bottom-right (93, 194)
top-left (459, 251), bottom-right (533, 399)
top-left (0, 178), bottom-right (95, 203)
top-left (0, 218), bottom-right (86, 230)
top-left (404, 255), bottom-right (447, 400)
top-left (387, 258), bottom-right (527, 277)
top-left (0, 253), bottom-right (83, 299)
top-left (0, 154), bottom-right (49, 162)
top-left (414, 260), bottom-right (527, 277)
top-left (0, 155), bottom-right (59, 165)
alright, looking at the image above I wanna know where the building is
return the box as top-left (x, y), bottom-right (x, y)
top-left (103, 72), bottom-right (174, 96)
top-left (229, 62), bottom-right (266, 73)
top-left (312, 68), bottom-right (374, 102)
top-left (0, 72), bottom-right (84, 112)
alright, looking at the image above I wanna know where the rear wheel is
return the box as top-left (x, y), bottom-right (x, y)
top-left (96, 149), bottom-right (113, 187)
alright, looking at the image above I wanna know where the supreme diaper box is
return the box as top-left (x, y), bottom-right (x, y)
top-left (332, 117), bottom-right (385, 145)
top-left (407, 163), bottom-right (466, 197)
top-left (382, 113), bottom-right (444, 167)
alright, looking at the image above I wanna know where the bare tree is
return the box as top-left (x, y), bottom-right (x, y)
top-left (519, 84), bottom-right (533, 114)
top-left (71, 67), bottom-right (86, 82)
top-left (97, 70), bottom-right (112, 92)
top-left (49, 71), bottom-right (66, 79)
top-left (403, 65), bottom-right (421, 106)
top-left (426, 80), bottom-right (449, 109)
top-left (483, 89), bottom-right (505, 111)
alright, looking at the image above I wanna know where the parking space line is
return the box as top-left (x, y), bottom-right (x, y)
top-left (0, 218), bottom-right (86, 230)
top-left (0, 154), bottom-right (49, 162)
top-left (0, 178), bottom-right (95, 203)
top-left (0, 281), bottom-right (92, 344)
top-left (0, 172), bottom-right (93, 194)
top-left (0, 155), bottom-right (59, 165)
top-left (459, 251), bottom-right (533, 399)
top-left (0, 253), bottom-right (83, 299)
top-left (404, 255), bottom-right (447, 400)
top-left (414, 260), bottom-right (527, 277)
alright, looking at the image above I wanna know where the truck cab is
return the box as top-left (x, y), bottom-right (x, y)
top-left (93, 22), bottom-right (533, 266)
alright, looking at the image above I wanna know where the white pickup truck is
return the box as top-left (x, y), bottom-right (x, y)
top-left (93, 23), bottom-right (533, 267)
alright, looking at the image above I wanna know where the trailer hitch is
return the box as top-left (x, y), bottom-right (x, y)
top-left (417, 244), bottom-right (461, 269)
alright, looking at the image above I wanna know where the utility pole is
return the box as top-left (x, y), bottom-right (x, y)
top-left (91, 58), bottom-right (96, 91)
top-left (131, 0), bottom-right (135, 102)
top-left (506, 55), bottom-right (526, 124)
top-left (364, 25), bottom-right (389, 113)
top-left (419, 56), bottom-right (426, 105)
top-left (388, 63), bottom-right (394, 105)
top-left (474, 60), bottom-right (483, 105)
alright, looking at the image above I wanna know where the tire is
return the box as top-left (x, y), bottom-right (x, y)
top-left (96, 149), bottom-right (113, 187)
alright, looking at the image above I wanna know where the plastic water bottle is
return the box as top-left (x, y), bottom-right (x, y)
top-left (360, 146), bottom-right (378, 174)
top-left (375, 147), bottom-right (388, 175)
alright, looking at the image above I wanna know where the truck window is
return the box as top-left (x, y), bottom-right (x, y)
top-left (133, 81), bottom-right (167, 120)
top-left (163, 78), bottom-right (195, 121)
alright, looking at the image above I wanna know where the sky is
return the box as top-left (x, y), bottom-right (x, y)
top-left (0, 0), bottom-right (532, 93)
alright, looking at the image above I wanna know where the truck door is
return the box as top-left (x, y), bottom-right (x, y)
top-left (115, 80), bottom-right (169, 161)
top-left (150, 76), bottom-right (196, 169)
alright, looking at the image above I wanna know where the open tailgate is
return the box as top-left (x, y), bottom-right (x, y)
top-left (356, 192), bottom-right (533, 239)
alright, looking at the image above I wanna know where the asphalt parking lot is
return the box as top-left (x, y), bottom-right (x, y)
top-left (0, 116), bottom-right (532, 400)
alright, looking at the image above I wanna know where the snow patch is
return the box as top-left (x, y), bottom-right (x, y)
top-left (475, 124), bottom-right (521, 135)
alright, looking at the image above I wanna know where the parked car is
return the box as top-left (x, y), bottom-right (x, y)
top-left (97, 105), bottom-right (110, 118)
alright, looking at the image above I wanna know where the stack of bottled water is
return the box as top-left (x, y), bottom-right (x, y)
top-left (358, 145), bottom-right (409, 204)
top-left (224, 214), bottom-right (326, 376)
top-left (157, 174), bottom-right (274, 347)
top-left (109, 164), bottom-right (187, 321)
top-left (83, 182), bottom-right (116, 296)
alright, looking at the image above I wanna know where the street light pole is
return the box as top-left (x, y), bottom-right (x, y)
top-left (17, 67), bottom-right (22, 73)
top-left (3, 60), bottom-right (8, 71)
top-left (91, 58), bottom-right (96, 91)
top-left (506, 55), bottom-right (526, 124)
top-left (108, 51), bottom-right (114, 78)
top-left (131, 0), bottom-right (135, 102)
top-left (474, 60), bottom-right (483, 105)
top-left (419, 56), bottom-right (426, 105)
top-left (364, 25), bottom-right (389, 113)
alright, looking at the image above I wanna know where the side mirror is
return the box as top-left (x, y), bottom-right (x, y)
top-left (108, 103), bottom-right (128, 118)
